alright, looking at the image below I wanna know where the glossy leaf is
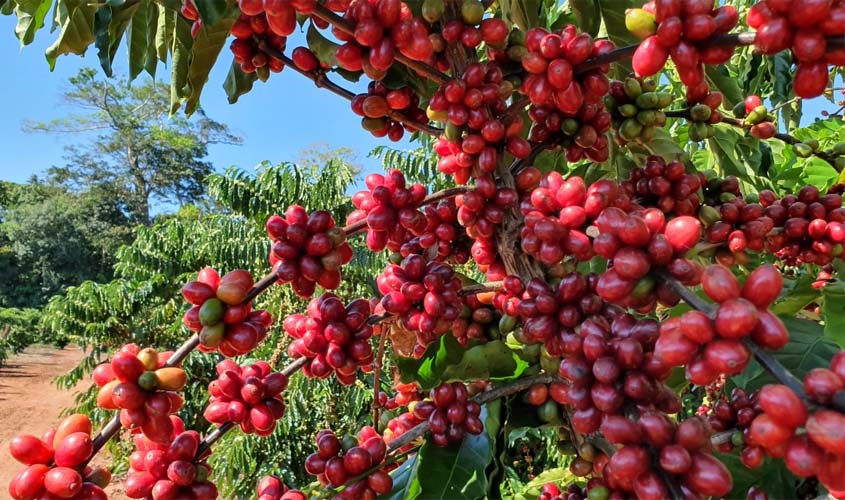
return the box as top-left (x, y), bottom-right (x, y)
top-left (415, 404), bottom-right (497, 499)
top-left (731, 317), bottom-right (839, 392)
top-left (396, 334), bottom-right (466, 390)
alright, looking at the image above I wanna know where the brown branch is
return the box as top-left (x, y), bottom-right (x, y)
top-left (457, 281), bottom-right (503, 296)
top-left (385, 373), bottom-right (563, 453)
top-left (258, 41), bottom-right (443, 137)
top-left (310, 4), bottom-right (450, 85)
top-left (655, 270), bottom-right (812, 404)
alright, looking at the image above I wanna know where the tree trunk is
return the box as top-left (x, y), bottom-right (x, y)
top-left (126, 145), bottom-right (150, 225)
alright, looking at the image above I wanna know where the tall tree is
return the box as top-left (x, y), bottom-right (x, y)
top-left (26, 68), bottom-right (242, 225)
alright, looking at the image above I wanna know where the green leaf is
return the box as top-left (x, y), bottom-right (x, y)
top-left (517, 467), bottom-right (577, 500)
top-left (181, 10), bottom-right (237, 115)
top-left (155, 4), bottom-right (174, 63)
top-left (568, 0), bottom-right (599, 36)
top-left (731, 317), bottom-right (839, 392)
top-left (93, 6), bottom-right (113, 76)
top-left (717, 452), bottom-right (797, 500)
top-left (194, 0), bottom-right (229, 26)
top-left (771, 273), bottom-right (820, 316)
top-left (127, 0), bottom-right (148, 80)
top-left (506, 0), bottom-right (541, 32)
top-left (45, 0), bottom-right (96, 69)
top-left (706, 65), bottom-right (743, 110)
top-left (385, 455), bottom-right (421, 500)
top-left (396, 335), bottom-right (466, 390)
top-left (143, 4), bottom-right (159, 77)
top-left (596, 0), bottom-right (639, 47)
top-left (822, 280), bottom-right (845, 348)
top-left (14, 0), bottom-right (52, 46)
top-left (415, 405), bottom-right (496, 499)
top-left (306, 22), bottom-right (339, 66)
top-left (101, 0), bottom-right (140, 74)
top-left (223, 60), bottom-right (257, 104)
top-left (440, 340), bottom-right (529, 383)
top-left (169, 15), bottom-right (193, 113)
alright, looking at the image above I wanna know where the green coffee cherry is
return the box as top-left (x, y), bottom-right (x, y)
top-left (635, 92), bottom-right (658, 109)
top-left (623, 77), bottom-right (642, 99)
top-left (794, 143), bottom-right (813, 158)
top-left (619, 103), bottom-right (639, 117)
top-left (690, 103), bottom-right (712, 122)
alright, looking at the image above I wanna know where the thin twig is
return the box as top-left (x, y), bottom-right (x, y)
top-left (258, 41), bottom-right (443, 137)
top-left (385, 373), bottom-right (563, 453)
top-left (372, 331), bottom-right (389, 428)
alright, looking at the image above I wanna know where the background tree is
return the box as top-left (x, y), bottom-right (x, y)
top-left (27, 68), bottom-right (242, 225)
top-left (0, 179), bottom-right (131, 307)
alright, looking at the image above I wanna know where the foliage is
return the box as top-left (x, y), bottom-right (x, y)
top-left (28, 68), bottom-right (241, 225)
top-left (0, 307), bottom-right (41, 366)
top-left (42, 152), bottom-right (390, 493)
top-left (0, 179), bottom-right (132, 307)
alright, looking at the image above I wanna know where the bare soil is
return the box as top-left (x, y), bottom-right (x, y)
top-left (0, 345), bottom-right (128, 499)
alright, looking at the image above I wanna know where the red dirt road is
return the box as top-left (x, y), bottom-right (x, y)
top-left (0, 346), bottom-right (128, 499)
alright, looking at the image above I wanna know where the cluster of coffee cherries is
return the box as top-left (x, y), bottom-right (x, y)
top-left (93, 344), bottom-right (187, 443)
top-left (429, 62), bottom-right (529, 184)
top-left (181, 267), bottom-right (273, 356)
top-left (742, 352), bottom-right (845, 493)
top-left (422, 0), bottom-right (509, 52)
top-left (628, 0), bottom-right (737, 87)
top-left (657, 265), bottom-right (787, 384)
top-left (256, 475), bottom-right (306, 500)
top-left (684, 89), bottom-right (723, 141)
top-left (204, 360), bottom-right (288, 435)
top-left (346, 170), bottom-right (428, 253)
top-left (450, 294), bottom-right (499, 346)
top-left (9, 414), bottom-right (111, 500)
top-left (702, 387), bottom-right (766, 467)
top-left (375, 254), bottom-right (462, 350)
top-left (606, 76), bottom-right (672, 145)
top-left (748, 0), bottom-right (845, 97)
top-left (411, 382), bottom-right (483, 446)
top-left (757, 185), bottom-right (845, 265)
top-left (304, 428), bottom-right (392, 498)
top-left (284, 293), bottom-right (375, 384)
top-left (593, 210), bottom-right (704, 310)
top-left (519, 173), bottom-right (597, 265)
top-left (333, 0), bottom-right (434, 79)
top-left (399, 197), bottom-right (472, 264)
top-left (456, 175), bottom-right (517, 249)
top-left (736, 95), bottom-right (777, 139)
top-left (620, 155), bottom-right (705, 217)
top-left (266, 206), bottom-right (354, 297)
top-left (351, 81), bottom-right (427, 141)
top-left (520, 25), bottom-right (614, 162)
top-left (556, 309), bottom-right (681, 435)
top-left (226, 0), bottom-right (297, 75)
top-left (126, 426), bottom-right (217, 499)
top-left (704, 184), bottom-right (845, 265)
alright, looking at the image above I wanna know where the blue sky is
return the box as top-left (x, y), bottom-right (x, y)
top-left (1, 15), bottom-right (841, 188)
top-left (0, 15), bottom-right (405, 185)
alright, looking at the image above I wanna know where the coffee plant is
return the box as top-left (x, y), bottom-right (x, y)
top-left (4, 0), bottom-right (845, 498)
